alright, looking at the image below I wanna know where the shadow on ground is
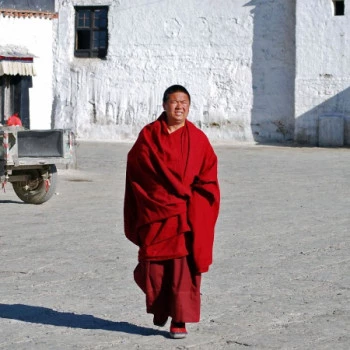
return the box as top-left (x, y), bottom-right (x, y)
top-left (0, 200), bottom-right (25, 204)
top-left (0, 304), bottom-right (168, 337)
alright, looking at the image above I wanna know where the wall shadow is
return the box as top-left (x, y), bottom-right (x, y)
top-left (244, 0), bottom-right (296, 144)
top-left (295, 86), bottom-right (350, 146)
top-left (0, 303), bottom-right (168, 337)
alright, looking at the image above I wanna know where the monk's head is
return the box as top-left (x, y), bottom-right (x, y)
top-left (162, 85), bottom-right (191, 130)
top-left (162, 85), bottom-right (191, 104)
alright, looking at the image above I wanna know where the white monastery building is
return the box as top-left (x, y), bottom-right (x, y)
top-left (0, 1), bottom-right (56, 130)
top-left (1, 0), bottom-right (349, 146)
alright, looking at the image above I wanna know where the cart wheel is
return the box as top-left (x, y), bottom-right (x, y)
top-left (12, 165), bottom-right (58, 204)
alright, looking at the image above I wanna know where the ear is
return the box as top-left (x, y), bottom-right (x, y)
top-left (162, 102), bottom-right (166, 110)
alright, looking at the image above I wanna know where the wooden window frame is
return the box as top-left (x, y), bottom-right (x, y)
top-left (74, 6), bottom-right (108, 58)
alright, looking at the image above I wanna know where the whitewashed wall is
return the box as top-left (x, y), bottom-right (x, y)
top-left (295, 0), bottom-right (350, 145)
top-left (0, 15), bottom-right (54, 129)
top-left (53, 0), bottom-right (296, 143)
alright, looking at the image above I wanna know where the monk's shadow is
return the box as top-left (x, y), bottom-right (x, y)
top-left (0, 199), bottom-right (25, 204)
top-left (0, 304), bottom-right (168, 337)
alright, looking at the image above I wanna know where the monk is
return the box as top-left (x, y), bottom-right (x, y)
top-left (124, 85), bottom-right (220, 339)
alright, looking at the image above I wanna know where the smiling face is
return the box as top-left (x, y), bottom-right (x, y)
top-left (163, 92), bottom-right (190, 130)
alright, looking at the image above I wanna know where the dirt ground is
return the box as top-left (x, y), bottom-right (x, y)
top-left (1, 141), bottom-right (349, 349)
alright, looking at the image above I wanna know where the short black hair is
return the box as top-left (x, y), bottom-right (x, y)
top-left (162, 85), bottom-right (191, 104)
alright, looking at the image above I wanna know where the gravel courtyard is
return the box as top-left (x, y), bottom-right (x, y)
top-left (1, 141), bottom-right (349, 349)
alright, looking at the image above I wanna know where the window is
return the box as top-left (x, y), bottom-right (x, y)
top-left (75, 6), bottom-right (108, 58)
top-left (333, 0), bottom-right (345, 16)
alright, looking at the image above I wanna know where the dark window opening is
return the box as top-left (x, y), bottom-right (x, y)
top-left (333, 0), bottom-right (345, 16)
top-left (0, 75), bottom-right (32, 129)
top-left (77, 31), bottom-right (91, 50)
top-left (75, 6), bottom-right (108, 58)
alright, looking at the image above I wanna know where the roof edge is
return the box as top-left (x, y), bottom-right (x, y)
top-left (0, 8), bottom-right (58, 20)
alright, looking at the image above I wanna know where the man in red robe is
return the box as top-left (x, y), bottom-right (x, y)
top-left (124, 85), bottom-right (220, 339)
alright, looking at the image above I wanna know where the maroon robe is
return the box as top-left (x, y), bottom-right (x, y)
top-left (124, 112), bottom-right (220, 322)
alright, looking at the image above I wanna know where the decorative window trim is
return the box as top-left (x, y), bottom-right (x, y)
top-left (0, 8), bottom-right (58, 19)
top-left (0, 56), bottom-right (36, 77)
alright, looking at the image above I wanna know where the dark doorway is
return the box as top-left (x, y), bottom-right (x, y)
top-left (0, 75), bottom-right (32, 129)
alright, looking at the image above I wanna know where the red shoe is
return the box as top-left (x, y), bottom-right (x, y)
top-left (169, 321), bottom-right (187, 339)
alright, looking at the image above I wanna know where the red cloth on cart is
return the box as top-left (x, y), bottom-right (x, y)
top-left (6, 113), bottom-right (22, 126)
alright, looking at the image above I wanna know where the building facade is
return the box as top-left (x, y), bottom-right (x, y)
top-left (53, 0), bottom-right (296, 143)
top-left (0, 0), bottom-right (57, 129)
top-left (2, 0), bottom-right (348, 145)
top-left (295, 0), bottom-right (350, 146)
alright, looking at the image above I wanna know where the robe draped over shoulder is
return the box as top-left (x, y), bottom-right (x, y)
top-left (124, 112), bottom-right (220, 273)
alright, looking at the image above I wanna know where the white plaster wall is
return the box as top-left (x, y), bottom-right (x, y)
top-left (295, 0), bottom-right (350, 144)
top-left (53, 0), bottom-right (296, 143)
top-left (0, 15), bottom-right (54, 129)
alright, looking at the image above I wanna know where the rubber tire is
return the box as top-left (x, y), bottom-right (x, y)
top-left (12, 164), bottom-right (57, 204)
